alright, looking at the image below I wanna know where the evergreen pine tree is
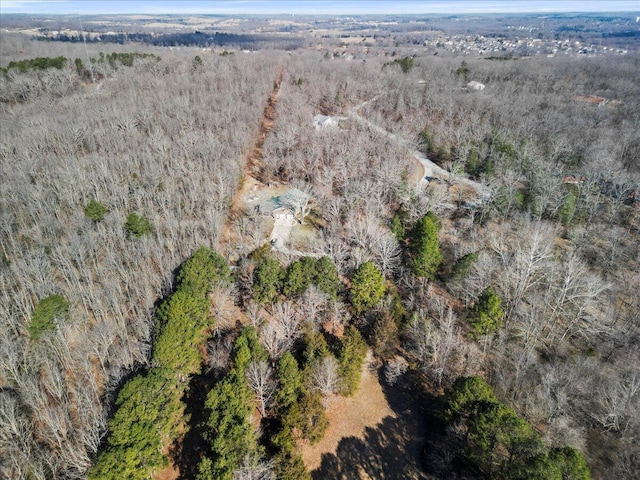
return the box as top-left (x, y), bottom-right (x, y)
top-left (350, 261), bottom-right (386, 314)
top-left (407, 212), bottom-right (443, 279)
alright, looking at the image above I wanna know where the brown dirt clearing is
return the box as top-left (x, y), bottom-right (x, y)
top-left (300, 350), bottom-right (395, 471)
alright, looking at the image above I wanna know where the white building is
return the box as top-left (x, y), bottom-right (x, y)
top-left (312, 114), bottom-right (339, 129)
top-left (466, 81), bottom-right (485, 91)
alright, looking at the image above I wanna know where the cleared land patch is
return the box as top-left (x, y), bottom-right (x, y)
top-left (300, 350), bottom-right (395, 471)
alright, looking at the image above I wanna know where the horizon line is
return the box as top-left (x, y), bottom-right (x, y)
top-left (1, 1), bottom-right (638, 16)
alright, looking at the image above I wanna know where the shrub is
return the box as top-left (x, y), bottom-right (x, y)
top-left (84, 199), bottom-right (107, 222)
top-left (469, 286), bottom-right (504, 337)
top-left (28, 295), bottom-right (69, 340)
top-left (125, 213), bottom-right (152, 238)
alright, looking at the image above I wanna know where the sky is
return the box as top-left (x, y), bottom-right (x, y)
top-left (1, 0), bottom-right (638, 16)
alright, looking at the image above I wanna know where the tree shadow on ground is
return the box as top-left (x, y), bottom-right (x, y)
top-left (312, 369), bottom-right (450, 480)
top-left (172, 371), bottom-right (218, 480)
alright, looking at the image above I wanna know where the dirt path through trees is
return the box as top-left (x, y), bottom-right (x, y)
top-left (246, 71), bottom-right (283, 181)
top-left (227, 70), bottom-right (283, 221)
top-left (219, 71), bottom-right (283, 254)
top-left (349, 97), bottom-right (491, 201)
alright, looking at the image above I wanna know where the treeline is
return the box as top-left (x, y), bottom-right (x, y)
top-left (1, 55), bottom-right (66, 74)
top-left (1, 52), bottom-right (159, 76)
top-left (250, 250), bottom-right (341, 304)
top-left (89, 246), bottom-right (373, 479)
top-left (37, 30), bottom-right (307, 50)
top-left (0, 51), bottom-right (162, 103)
top-left (74, 52), bottom-right (160, 79)
top-left (88, 51), bottom-right (160, 67)
top-left (89, 247), bottom-right (231, 479)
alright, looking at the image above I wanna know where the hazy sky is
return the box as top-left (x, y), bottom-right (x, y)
top-left (1, 0), bottom-right (638, 15)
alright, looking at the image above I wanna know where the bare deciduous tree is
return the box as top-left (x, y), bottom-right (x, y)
top-left (259, 321), bottom-right (289, 361)
top-left (311, 356), bottom-right (340, 407)
top-left (206, 331), bottom-right (235, 375)
top-left (595, 371), bottom-right (640, 435)
top-left (233, 453), bottom-right (274, 480)
top-left (406, 307), bottom-right (482, 386)
top-left (384, 356), bottom-right (408, 385)
top-left (209, 283), bottom-right (238, 332)
top-left (372, 232), bottom-right (402, 276)
top-left (299, 286), bottom-right (331, 331)
top-left (246, 360), bottom-right (276, 417)
top-left (272, 301), bottom-right (302, 345)
top-left (494, 220), bottom-right (555, 322)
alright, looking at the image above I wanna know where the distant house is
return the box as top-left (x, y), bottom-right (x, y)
top-left (313, 114), bottom-right (339, 129)
top-left (466, 81), bottom-right (485, 91)
top-left (256, 188), bottom-right (310, 223)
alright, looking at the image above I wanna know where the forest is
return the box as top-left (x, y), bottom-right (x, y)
top-left (0, 19), bottom-right (639, 480)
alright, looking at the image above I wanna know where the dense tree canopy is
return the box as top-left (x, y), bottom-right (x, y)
top-left (177, 246), bottom-right (232, 297)
top-left (89, 370), bottom-right (182, 480)
top-left (89, 248), bottom-right (232, 479)
top-left (445, 376), bottom-right (591, 480)
top-left (313, 256), bottom-right (341, 298)
top-left (253, 257), bottom-right (284, 304)
top-left (199, 328), bottom-right (267, 479)
top-left (282, 256), bottom-right (340, 298)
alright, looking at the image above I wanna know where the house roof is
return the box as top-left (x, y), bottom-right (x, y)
top-left (278, 188), bottom-right (309, 210)
top-left (259, 188), bottom-right (309, 215)
top-left (313, 114), bottom-right (338, 127)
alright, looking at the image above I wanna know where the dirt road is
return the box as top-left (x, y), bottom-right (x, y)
top-left (349, 98), bottom-right (491, 201)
